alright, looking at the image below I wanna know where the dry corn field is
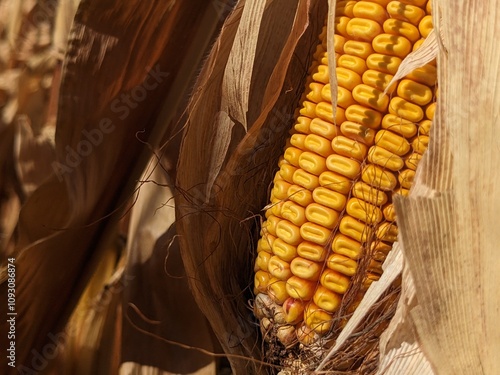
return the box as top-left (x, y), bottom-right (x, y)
top-left (0, 0), bottom-right (499, 374)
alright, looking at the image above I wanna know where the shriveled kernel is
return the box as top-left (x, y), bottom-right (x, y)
top-left (368, 145), bottom-right (405, 171)
top-left (283, 298), bottom-right (305, 325)
top-left (346, 197), bottom-right (384, 224)
top-left (275, 221), bottom-right (302, 247)
top-left (376, 222), bottom-right (399, 242)
top-left (352, 181), bottom-right (388, 206)
top-left (326, 154), bottom-right (361, 179)
top-left (345, 104), bottom-right (382, 128)
top-left (340, 121), bottom-right (376, 146)
top-left (332, 234), bottom-right (364, 260)
top-left (284, 147), bottom-right (302, 167)
top-left (319, 171), bottom-right (352, 194)
top-left (309, 117), bottom-right (341, 139)
top-left (397, 79), bottom-right (433, 106)
top-left (375, 129), bottom-right (411, 156)
top-left (339, 215), bottom-right (373, 243)
top-left (346, 18), bottom-right (383, 42)
top-left (372, 34), bottom-right (412, 58)
top-left (304, 303), bottom-right (333, 334)
top-left (331, 136), bottom-right (368, 161)
top-left (313, 186), bottom-right (347, 211)
top-left (383, 204), bottom-right (397, 222)
top-left (343, 40), bottom-right (374, 59)
top-left (405, 151), bottom-right (422, 170)
top-left (389, 97), bottom-right (424, 122)
top-left (338, 54), bottom-right (367, 75)
top-left (387, 1), bottom-right (426, 25)
top-left (296, 323), bottom-right (320, 345)
top-left (419, 119), bottom-right (432, 135)
top-left (255, 271), bottom-right (272, 293)
top-left (291, 257), bottom-right (322, 281)
top-left (371, 241), bottom-right (393, 261)
top-left (352, 1), bottom-right (388, 24)
top-left (412, 135), bottom-right (430, 154)
top-left (288, 185), bottom-right (314, 206)
top-left (398, 168), bottom-right (415, 188)
top-left (352, 84), bottom-right (389, 112)
top-left (297, 241), bottom-right (328, 262)
top-left (300, 222), bottom-right (332, 246)
top-left (361, 273), bottom-right (380, 291)
top-left (362, 164), bottom-right (398, 191)
top-left (300, 101), bottom-right (317, 118)
top-left (382, 114), bottom-right (417, 138)
top-left (337, 67), bottom-right (362, 91)
top-left (281, 201), bottom-right (307, 227)
top-left (383, 19), bottom-right (420, 42)
top-left (268, 279), bottom-right (289, 304)
top-left (269, 256), bottom-right (293, 280)
top-left (366, 53), bottom-right (402, 75)
top-left (312, 65), bottom-right (329, 84)
top-left (305, 203), bottom-right (340, 229)
top-left (362, 69), bottom-right (396, 93)
top-left (418, 15), bottom-right (433, 38)
top-left (293, 169), bottom-right (320, 190)
top-left (299, 152), bottom-right (328, 175)
top-left (367, 259), bottom-right (384, 275)
top-left (313, 286), bottom-right (342, 312)
top-left (255, 250), bottom-right (272, 272)
top-left (286, 276), bottom-right (316, 300)
top-left (406, 64), bottom-right (437, 86)
top-left (320, 268), bottom-right (351, 294)
top-left (327, 253), bottom-right (358, 276)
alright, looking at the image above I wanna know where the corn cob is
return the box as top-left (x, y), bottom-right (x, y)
top-left (254, 0), bottom-right (436, 346)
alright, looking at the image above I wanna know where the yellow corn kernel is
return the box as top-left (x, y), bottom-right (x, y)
top-left (405, 151), bottom-right (422, 170)
top-left (352, 84), bottom-right (389, 112)
top-left (371, 241), bottom-right (392, 261)
top-left (316, 101), bottom-right (345, 125)
top-left (271, 200), bottom-right (284, 217)
top-left (343, 40), bottom-right (374, 59)
top-left (362, 69), bottom-right (396, 94)
top-left (319, 171), bottom-right (352, 194)
top-left (418, 15), bottom-right (433, 38)
top-left (337, 67), bottom-right (362, 91)
top-left (401, 0), bottom-right (427, 6)
top-left (304, 302), bottom-right (333, 334)
top-left (426, 0), bottom-right (432, 14)
top-left (331, 136), bottom-right (368, 161)
top-left (327, 253), bottom-right (358, 276)
top-left (300, 222), bottom-right (332, 246)
top-left (412, 134), bottom-right (430, 154)
top-left (268, 278), bottom-right (289, 304)
top-left (347, 18), bottom-right (383, 42)
top-left (397, 79), bottom-right (433, 106)
top-left (362, 164), bottom-right (398, 191)
top-left (300, 100), bottom-right (317, 118)
top-left (412, 38), bottom-right (424, 51)
top-left (283, 298), bottom-right (305, 325)
top-left (376, 222), bottom-right (399, 242)
top-left (306, 82), bottom-right (324, 103)
top-left (352, 1), bottom-right (388, 24)
top-left (320, 268), bottom-right (351, 294)
top-left (312, 64), bottom-right (329, 84)
top-left (368, 145), bottom-right (405, 171)
top-left (287, 185), bottom-right (314, 206)
top-left (425, 102), bottom-right (436, 120)
top-left (297, 241), bottom-right (328, 262)
top-left (293, 169), bottom-right (320, 190)
top-left (299, 152), bottom-right (327, 175)
top-left (383, 204), bottom-right (396, 222)
top-left (336, 0), bottom-right (356, 18)
top-left (291, 257), bottom-right (322, 281)
top-left (372, 34), bottom-right (412, 58)
top-left (273, 179), bottom-right (292, 200)
top-left (334, 34), bottom-right (347, 53)
top-left (272, 238), bottom-right (301, 262)
top-left (281, 201), bottom-right (307, 226)
top-left (338, 54), bottom-right (367, 75)
top-left (419, 119), bottom-right (432, 135)
top-left (339, 215), bottom-right (373, 242)
top-left (332, 234), bottom-right (364, 260)
top-left (268, 256), bottom-right (293, 280)
top-left (389, 97), bottom-right (424, 122)
top-left (255, 250), bottom-right (272, 272)
top-left (326, 154), bottom-right (361, 179)
top-left (335, 16), bottom-right (351, 38)
top-left (398, 168), bottom-right (415, 188)
top-left (321, 84), bottom-right (332, 103)
top-left (382, 114), bottom-right (417, 138)
top-left (312, 186), bottom-right (347, 211)
top-left (336, 86), bottom-right (357, 109)
top-left (295, 116), bottom-right (311, 134)
top-left (305, 203), bottom-right (340, 229)
top-left (366, 53), bottom-right (402, 75)
top-left (309, 117), bottom-right (341, 140)
top-left (383, 19), bottom-right (420, 42)
top-left (254, 271), bottom-right (272, 293)
top-left (340, 121), bottom-right (376, 146)
top-left (313, 286), bottom-right (342, 312)
top-left (346, 197), bottom-right (384, 224)
top-left (286, 276), bottom-right (315, 300)
top-left (279, 163), bottom-right (298, 183)
top-left (284, 147), bottom-right (302, 167)
top-left (264, 216), bottom-right (280, 237)
top-left (345, 104), bottom-right (383, 129)
top-left (352, 181), bottom-right (388, 206)
top-left (387, 1), bottom-right (426, 25)
top-left (375, 129), bottom-right (411, 156)
top-left (406, 64), bottom-right (437, 86)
